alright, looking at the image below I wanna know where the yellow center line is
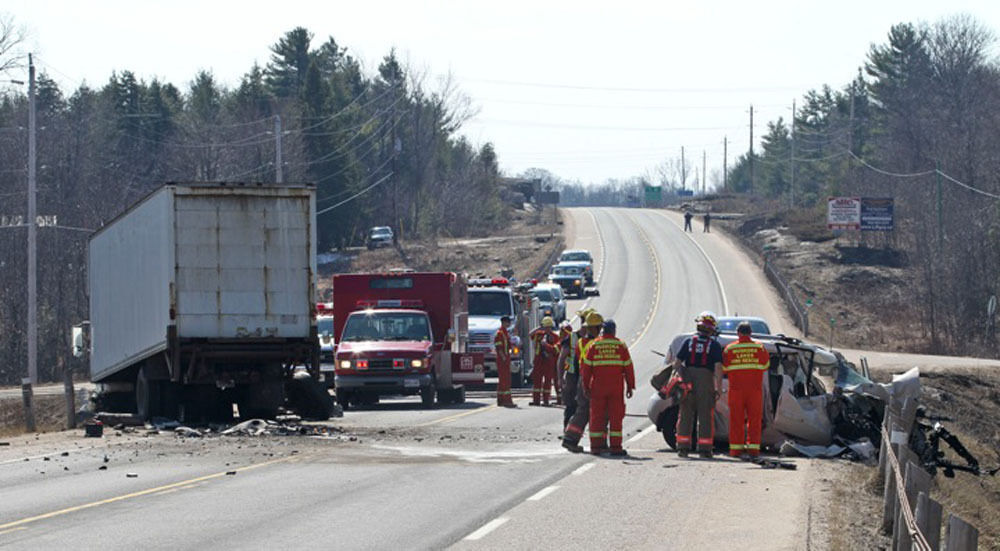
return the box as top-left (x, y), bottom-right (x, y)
top-left (0, 454), bottom-right (301, 532)
top-left (416, 404), bottom-right (498, 427)
top-left (629, 214), bottom-right (663, 347)
top-left (0, 527), bottom-right (27, 536)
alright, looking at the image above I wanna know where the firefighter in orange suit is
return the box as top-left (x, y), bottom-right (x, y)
top-left (494, 315), bottom-right (516, 408)
top-left (528, 316), bottom-right (560, 406)
top-left (581, 319), bottom-right (635, 456)
top-left (722, 321), bottom-right (770, 458)
top-left (561, 310), bottom-right (602, 453)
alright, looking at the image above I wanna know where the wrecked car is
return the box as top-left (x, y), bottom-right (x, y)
top-left (646, 332), bottom-right (915, 454)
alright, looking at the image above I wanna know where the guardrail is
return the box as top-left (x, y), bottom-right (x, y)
top-left (762, 256), bottom-right (810, 337)
top-left (876, 387), bottom-right (980, 550)
top-left (717, 218), bottom-right (810, 337)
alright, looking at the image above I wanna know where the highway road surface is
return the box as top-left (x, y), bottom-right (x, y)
top-left (0, 208), bottom-right (832, 549)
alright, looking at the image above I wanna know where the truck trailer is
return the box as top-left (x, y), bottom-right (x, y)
top-left (332, 272), bottom-right (484, 409)
top-left (82, 182), bottom-right (330, 422)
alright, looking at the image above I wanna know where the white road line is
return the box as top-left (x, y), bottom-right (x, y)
top-left (572, 462), bottom-right (595, 476)
top-left (463, 517), bottom-right (510, 541)
top-left (655, 210), bottom-right (730, 316)
top-left (526, 485), bottom-right (560, 501)
top-left (626, 423), bottom-right (657, 444)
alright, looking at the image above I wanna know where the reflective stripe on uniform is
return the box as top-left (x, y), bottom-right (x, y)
top-left (609, 431), bottom-right (623, 437)
top-left (566, 424), bottom-right (584, 435)
top-left (729, 443), bottom-right (746, 451)
top-left (697, 437), bottom-right (713, 445)
top-left (746, 443), bottom-right (761, 450)
top-left (497, 390), bottom-right (511, 395)
top-left (589, 431), bottom-right (605, 438)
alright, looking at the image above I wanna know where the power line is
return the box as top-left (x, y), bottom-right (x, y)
top-left (846, 151), bottom-right (935, 178)
top-left (317, 170), bottom-right (393, 216)
top-left (461, 77), bottom-right (807, 94)
top-left (468, 118), bottom-right (742, 132)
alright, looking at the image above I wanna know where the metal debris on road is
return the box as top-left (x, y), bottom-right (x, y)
top-left (126, 473), bottom-right (138, 478)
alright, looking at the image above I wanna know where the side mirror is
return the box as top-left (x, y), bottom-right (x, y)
top-left (72, 324), bottom-right (90, 358)
top-left (446, 328), bottom-right (457, 344)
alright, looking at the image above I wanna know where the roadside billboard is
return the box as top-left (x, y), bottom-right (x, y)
top-left (860, 197), bottom-right (894, 231)
top-left (827, 197), bottom-right (861, 230)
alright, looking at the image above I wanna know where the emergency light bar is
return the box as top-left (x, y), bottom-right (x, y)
top-left (355, 299), bottom-right (425, 309)
top-left (316, 302), bottom-right (334, 313)
top-left (469, 277), bottom-right (509, 287)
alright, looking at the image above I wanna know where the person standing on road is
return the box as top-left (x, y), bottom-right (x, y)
top-left (494, 315), bottom-right (516, 408)
top-left (529, 316), bottom-right (560, 406)
top-left (702, 211), bottom-right (712, 233)
top-left (723, 322), bottom-right (770, 459)
top-left (557, 318), bottom-right (584, 427)
top-left (581, 319), bottom-right (635, 456)
top-left (683, 210), bottom-right (693, 232)
top-left (562, 310), bottom-right (604, 453)
top-left (554, 321), bottom-right (574, 406)
top-left (672, 312), bottom-right (724, 458)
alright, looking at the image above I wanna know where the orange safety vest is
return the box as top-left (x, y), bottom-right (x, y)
top-left (722, 336), bottom-right (770, 385)
top-left (530, 327), bottom-right (559, 361)
top-left (493, 326), bottom-right (511, 360)
top-left (580, 336), bottom-right (636, 394)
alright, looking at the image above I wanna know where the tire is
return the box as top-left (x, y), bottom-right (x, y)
top-left (658, 406), bottom-right (679, 450)
top-left (286, 372), bottom-right (335, 420)
top-left (335, 388), bottom-right (351, 411)
top-left (420, 385), bottom-right (436, 409)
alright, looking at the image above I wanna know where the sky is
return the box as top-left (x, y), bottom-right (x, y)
top-left (5, 0), bottom-right (1000, 187)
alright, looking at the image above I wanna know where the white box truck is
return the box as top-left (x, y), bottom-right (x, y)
top-left (84, 182), bottom-right (330, 421)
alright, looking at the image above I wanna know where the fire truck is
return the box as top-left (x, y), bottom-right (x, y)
top-left (331, 272), bottom-right (484, 409)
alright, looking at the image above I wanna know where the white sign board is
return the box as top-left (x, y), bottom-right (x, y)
top-left (827, 197), bottom-right (861, 230)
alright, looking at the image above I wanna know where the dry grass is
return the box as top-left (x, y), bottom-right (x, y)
top-left (0, 396), bottom-right (71, 438)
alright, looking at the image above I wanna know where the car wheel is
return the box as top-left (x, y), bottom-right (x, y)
top-left (658, 406), bottom-right (679, 449)
top-left (420, 385), bottom-right (436, 408)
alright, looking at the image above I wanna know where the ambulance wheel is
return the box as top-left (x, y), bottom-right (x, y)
top-left (658, 406), bottom-right (679, 450)
top-left (335, 388), bottom-right (351, 411)
top-left (420, 385), bottom-right (436, 409)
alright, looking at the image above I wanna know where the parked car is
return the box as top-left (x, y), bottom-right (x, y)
top-left (531, 283), bottom-right (567, 323)
top-left (367, 226), bottom-right (394, 249)
top-left (548, 263), bottom-right (586, 298)
top-left (558, 250), bottom-right (594, 285)
top-left (716, 316), bottom-right (771, 335)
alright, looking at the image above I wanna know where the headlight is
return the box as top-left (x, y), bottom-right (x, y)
top-left (512, 346), bottom-right (520, 356)
top-left (339, 360), bottom-right (351, 369)
top-left (410, 359), bottom-right (424, 368)
top-left (574, 279), bottom-right (581, 285)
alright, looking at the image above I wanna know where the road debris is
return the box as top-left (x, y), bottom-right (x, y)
top-left (126, 473), bottom-right (138, 478)
top-left (174, 426), bottom-right (203, 438)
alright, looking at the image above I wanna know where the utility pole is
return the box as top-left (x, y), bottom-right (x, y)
top-left (749, 104), bottom-right (754, 194)
top-left (702, 150), bottom-right (706, 195)
top-left (274, 115), bottom-right (283, 183)
top-left (680, 146), bottom-right (686, 190)
top-left (391, 78), bottom-right (399, 244)
top-left (723, 136), bottom-right (728, 191)
top-left (936, 161), bottom-right (943, 250)
top-left (24, 53), bottom-right (37, 431)
top-left (790, 99), bottom-right (796, 207)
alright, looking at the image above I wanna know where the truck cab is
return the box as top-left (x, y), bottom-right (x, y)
top-left (332, 272), bottom-right (483, 409)
top-left (466, 278), bottom-right (537, 386)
